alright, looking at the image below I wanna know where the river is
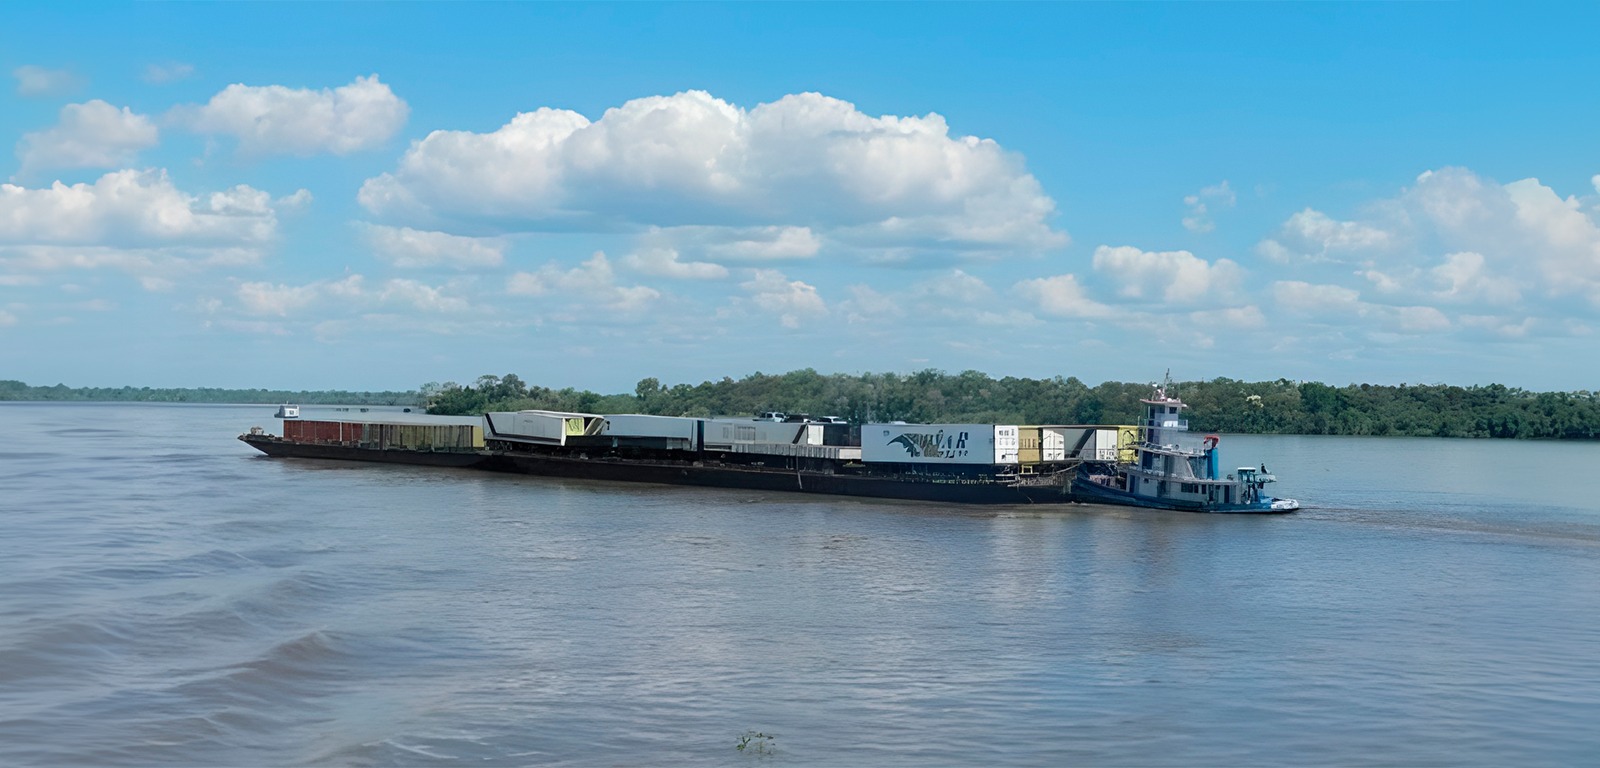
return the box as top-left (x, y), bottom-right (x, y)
top-left (1, 402), bottom-right (1597, 766)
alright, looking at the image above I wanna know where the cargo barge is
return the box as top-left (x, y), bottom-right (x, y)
top-left (238, 393), bottom-right (1297, 511)
top-left (239, 411), bottom-right (1127, 504)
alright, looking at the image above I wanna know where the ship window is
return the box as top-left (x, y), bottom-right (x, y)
top-left (1181, 483), bottom-right (1200, 494)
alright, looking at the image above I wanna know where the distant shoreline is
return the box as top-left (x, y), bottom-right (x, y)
top-left (8, 370), bottom-right (1599, 440)
top-left (0, 380), bottom-right (420, 407)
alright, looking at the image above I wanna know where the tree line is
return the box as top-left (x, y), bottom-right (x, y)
top-left (0, 380), bottom-right (420, 406)
top-left (422, 370), bottom-right (1600, 440)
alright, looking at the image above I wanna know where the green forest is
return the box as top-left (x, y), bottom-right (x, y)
top-left (7, 370), bottom-right (1596, 439)
top-left (0, 380), bottom-right (419, 406)
top-left (422, 369), bottom-right (1600, 440)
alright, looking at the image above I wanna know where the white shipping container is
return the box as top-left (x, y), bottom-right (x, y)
top-left (861, 423), bottom-right (1016, 465)
top-left (994, 425), bottom-right (1020, 464)
top-left (1093, 428), bottom-right (1119, 461)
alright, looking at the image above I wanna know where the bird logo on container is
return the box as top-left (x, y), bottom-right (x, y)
top-left (888, 430), bottom-right (969, 459)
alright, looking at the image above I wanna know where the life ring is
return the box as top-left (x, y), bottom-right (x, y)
top-left (1201, 434), bottom-right (1220, 450)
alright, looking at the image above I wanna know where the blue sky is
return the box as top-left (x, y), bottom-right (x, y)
top-left (3, 2), bottom-right (1598, 392)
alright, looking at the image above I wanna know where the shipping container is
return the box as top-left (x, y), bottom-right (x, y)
top-left (1093, 428), bottom-right (1120, 462)
top-left (1018, 426), bottom-right (1043, 464)
top-left (860, 423), bottom-right (1018, 465)
top-left (994, 425), bottom-right (1019, 464)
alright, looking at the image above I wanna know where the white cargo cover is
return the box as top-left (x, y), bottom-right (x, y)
top-left (724, 443), bottom-right (861, 461)
top-left (700, 418), bottom-right (808, 448)
top-left (861, 423), bottom-right (1018, 465)
top-left (1040, 426), bottom-right (1123, 461)
top-left (601, 414), bottom-right (699, 441)
top-left (485, 409), bottom-right (599, 446)
top-left (1041, 428), bottom-right (1067, 461)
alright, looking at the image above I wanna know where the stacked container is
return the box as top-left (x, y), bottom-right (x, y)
top-left (861, 424), bottom-right (1020, 465)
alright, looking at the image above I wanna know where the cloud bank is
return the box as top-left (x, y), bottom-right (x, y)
top-left (358, 90), bottom-right (1066, 257)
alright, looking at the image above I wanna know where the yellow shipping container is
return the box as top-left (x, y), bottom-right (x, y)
top-left (1018, 426), bottom-right (1043, 464)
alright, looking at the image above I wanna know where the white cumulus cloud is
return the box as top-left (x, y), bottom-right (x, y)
top-left (234, 274), bottom-right (469, 317)
top-left (359, 223), bottom-right (504, 270)
top-left (377, 278), bottom-right (473, 313)
top-left (359, 90), bottom-right (1066, 256)
top-left (740, 269), bottom-right (827, 328)
top-left (1091, 245), bottom-right (1243, 305)
top-left (508, 251), bottom-right (660, 310)
top-left (1014, 273), bottom-right (1113, 319)
top-left (1271, 280), bottom-right (1451, 336)
top-left (1429, 251), bottom-right (1520, 306)
top-left (15, 100), bottom-right (159, 177)
top-left (621, 247), bottom-right (728, 280)
top-left (0, 169), bottom-right (278, 247)
top-left (1271, 280), bottom-right (1363, 314)
top-left (176, 75), bottom-right (408, 156)
top-left (838, 284), bottom-right (906, 324)
top-left (913, 269), bottom-right (994, 304)
top-left (1260, 167), bottom-right (1600, 308)
top-left (645, 225), bottom-right (822, 263)
top-left (1258, 208), bottom-right (1395, 262)
top-left (238, 275), bottom-right (363, 317)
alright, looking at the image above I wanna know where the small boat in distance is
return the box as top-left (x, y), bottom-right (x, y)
top-left (274, 404), bottom-right (300, 419)
top-left (1072, 384), bottom-right (1299, 513)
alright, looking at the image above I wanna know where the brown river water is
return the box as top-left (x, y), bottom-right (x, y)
top-left (2, 402), bottom-right (1597, 766)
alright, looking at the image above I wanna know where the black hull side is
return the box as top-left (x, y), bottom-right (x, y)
top-left (238, 435), bottom-right (1072, 504)
top-left (239, 435), bottom-right (489, 468)
top-left (480, 452), bottom-right (1073, 505)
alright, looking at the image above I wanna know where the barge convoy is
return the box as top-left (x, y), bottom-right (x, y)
top-left (240, 386), bottom-right (1298, 513)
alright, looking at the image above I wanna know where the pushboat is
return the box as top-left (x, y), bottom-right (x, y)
top-left (1072, 385), bottom-right (1299, 514)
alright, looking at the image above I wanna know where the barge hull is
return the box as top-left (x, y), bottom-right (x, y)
top-left (482, 451), bottom-right (1071, 504)
top-left (241, 435), bottom-right (489, 468)
top-left (240, 435), bottom-right (1070, 504)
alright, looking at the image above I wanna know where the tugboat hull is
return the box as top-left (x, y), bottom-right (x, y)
top-left (1071, 470), bottom-right (1297, 514)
